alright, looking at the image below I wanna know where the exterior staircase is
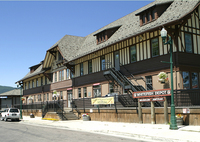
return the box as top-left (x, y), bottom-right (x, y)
top-left (103, 62), bottom-right (161, 107)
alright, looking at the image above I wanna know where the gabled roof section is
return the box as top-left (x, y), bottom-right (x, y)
top-left (18, 64), bottom-right (44, 82)
top-left (69, 0), bottom-right (200, 61)
top-left (43, 35), bottom-right (86, 68)
top-left (57, 35), bottom-right (86, 61)
top-left (0, 89), bottom-right (20, 96)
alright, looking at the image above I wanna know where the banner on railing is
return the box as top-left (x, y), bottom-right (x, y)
top-left (91, 97), bottom-right (114, 105)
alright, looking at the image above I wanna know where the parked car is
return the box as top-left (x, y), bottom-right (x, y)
top-left (1, 108), bottom-right (20, 121)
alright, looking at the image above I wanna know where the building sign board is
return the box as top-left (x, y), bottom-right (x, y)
top-left (91, 97), bottom-right (114, 105)
top-left (133, 89), bottom-right (171, 98)
top-left (139, 97), bottom-right (165, 102)
top-left (0, 96), bottom-right (7, 99)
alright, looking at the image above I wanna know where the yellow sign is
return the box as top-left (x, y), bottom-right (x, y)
top-left (91, 97), bottom-right (114, 105)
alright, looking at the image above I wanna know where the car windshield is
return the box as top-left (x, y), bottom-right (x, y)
top-left (10, 109), bottom-right (19, 112)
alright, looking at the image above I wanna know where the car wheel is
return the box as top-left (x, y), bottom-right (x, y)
top-left (1, 117), bottom-right (4, 121)
top-left (16, 118), bottom-right (19, 121)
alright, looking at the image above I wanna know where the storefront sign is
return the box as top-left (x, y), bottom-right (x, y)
top-left (152, 97), bottom-right (165, 102)
top-left (133, 89), bottom-right (171, 99)
top-left (139, 97), bottom-right (165, 102)
top-left (139, 98), bottom-right (151, 102)
top-left (91, 97), bottom-right (114, 105)
top-left (0, 96), bottom-right (7, 98)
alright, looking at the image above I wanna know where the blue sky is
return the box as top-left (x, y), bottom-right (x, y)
top-left (0, 1), bottom-right (153, 88)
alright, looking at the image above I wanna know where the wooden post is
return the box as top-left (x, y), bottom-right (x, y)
top-left (164, 97), bottom-right (169, 124)
top-left (151, 101), bottom-right (155, 124)
top-left (138, 101), bottom-right (142, 123)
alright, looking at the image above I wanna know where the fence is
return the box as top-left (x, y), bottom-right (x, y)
top-left (13, 100), bottom-right (67, 110)
top-left (72, 89), bottom-right (200, 112)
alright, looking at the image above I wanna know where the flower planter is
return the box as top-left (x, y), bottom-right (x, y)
top-left (30, 114), bottom-right (35, 118)
top-left (176, 117), bottom-right (183, 125)
top-left (83, 116), bottom-right (90, 121)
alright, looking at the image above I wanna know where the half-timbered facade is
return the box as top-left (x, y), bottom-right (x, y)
top-left (17, 0), bottom-right (200, 108)
top-left (19, 61), bottom-right (52, 103)
top-left (65, 0), bottom-right (200, 99)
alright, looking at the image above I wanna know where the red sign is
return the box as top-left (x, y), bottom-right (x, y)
top-left (133, 89), bottom-right (171, 99)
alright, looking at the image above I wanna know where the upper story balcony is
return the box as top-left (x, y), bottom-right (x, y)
top-left (23, 84), bottom-right (50, 96)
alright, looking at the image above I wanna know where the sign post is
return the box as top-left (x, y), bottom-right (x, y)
top-left (133, 89), bottom-right (171, 124)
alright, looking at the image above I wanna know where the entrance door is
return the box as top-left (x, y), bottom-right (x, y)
top-left (67, 93), bottom-right (72, 108)
top-left (114, 51), bottom-right (120, 70)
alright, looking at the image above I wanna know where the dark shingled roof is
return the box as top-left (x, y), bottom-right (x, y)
top-left (59, 0), bottom-right (199, 62)
top-left (18, 64), bottom-right (44, 82)
top-left (48, 35), bottom-right (86, 61)
top-left (0, 89), bottom-right (20, 96)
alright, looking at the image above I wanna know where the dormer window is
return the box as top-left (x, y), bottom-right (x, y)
top-left (57, 51), bottom-right (63, 61)
top-left (136, 2), bottom-right (172, 26)
top-left (139, 9), bottom-right (157, 26)
top-left (94, 25), bottom-right (121, 45)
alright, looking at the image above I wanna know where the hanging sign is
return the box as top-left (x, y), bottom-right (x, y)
top-left (91, 97), bottom-right (114, 105)
top-left (139, 97), bottom-right (165, 102)
top-left (133, 89), bottom-right (171, 99)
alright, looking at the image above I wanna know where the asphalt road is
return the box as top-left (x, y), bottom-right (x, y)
top-left (0, 120), bottom-right (148, 142)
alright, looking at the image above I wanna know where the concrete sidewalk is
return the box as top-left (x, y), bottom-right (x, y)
top-left (20, 116), bottom-right (200, 142)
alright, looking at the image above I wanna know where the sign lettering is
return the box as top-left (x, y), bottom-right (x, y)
top-left (133, 89), bottom-right (171, 99)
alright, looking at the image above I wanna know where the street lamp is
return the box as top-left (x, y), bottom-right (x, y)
top-left (160, 28), bottom-right (178, 130)
top-left (17, 82), bottom-right (23, 119)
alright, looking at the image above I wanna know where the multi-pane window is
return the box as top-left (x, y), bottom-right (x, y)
top-left (152, 9), bottom-right (156, 20)
top-left (41, 77), bottom-right (43, 86)
top-left (83, 87), bottom-right (87, 97)
top-left (93, 85), bottom-right (101, 97)
top-left (130, 45), bottom-right (137, 63)
top-left (185, 33), bottom-right (193, 53)
top-left (55, 72), bottom-right (57, 82)
top-left (145, 76), bottom-right (153, 90)
top-left (109, 83), bottom-right (114, 93)
top-left (52, 93), bottom-right (54, 100)
top-left (101, 55), bottom-right (106, 70)
top-left (36, 79), bottom-right (38, 87)
top-left (62, 70), bottom-right (64, 81)
top-left (78, 88), bottom-right (81, 98)
top-left (25, 83), bottom-right (27, 90)
top-left (60, 91), bottom-right (63, 100)
top-left (142, 14), bottom-right (146, 24)
top-left (80, 63), bottom-right (84, 76)
top-left (45, 76), bottom-right (47, 85)
top-left (32, 80), bottom-right (34, 88)
top-left (58, 52), bottom-right (63, 61)
top-left (66, 69), bottom-right (70, 80)
top-left (44, 94), bottom-right (46, 101)
top-left (47, 93), bottom-right (49, 101)
top-left (88, 60), bottom-right (92, 74)
top-left (151, 38), bottom-right (159, 57)
top-left (182, 72), bottom-right (190, 89)
top-left (38, 94), bottom-right (41, 101)
top-left (192, 72), bottom-right (198, 89)
top-left (59, 71), bottom-right (62, 81)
